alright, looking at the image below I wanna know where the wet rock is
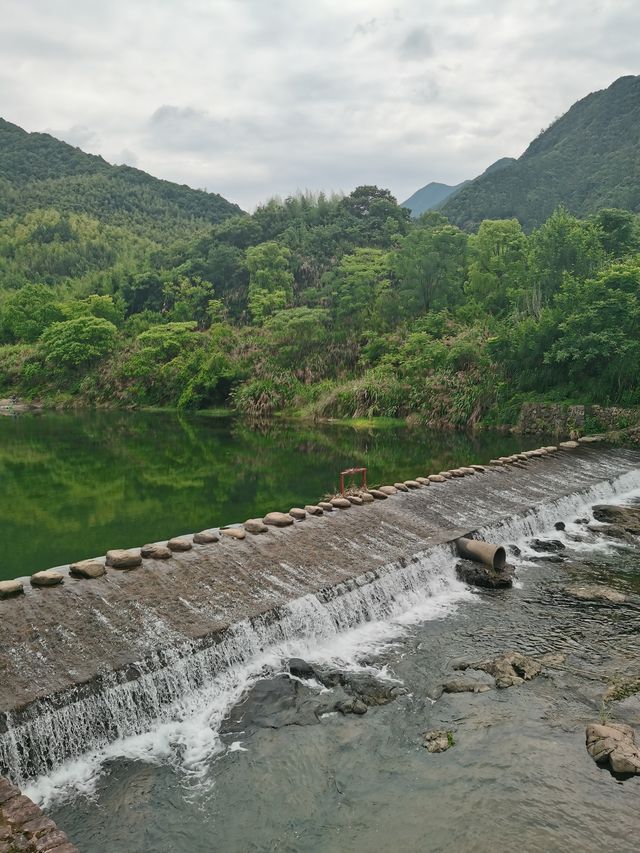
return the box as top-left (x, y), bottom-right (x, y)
top-left (288, 658), bottom-right (316, 679)
top-left (0, 579), bottom-right (24, 599)
top-left (565, 585), bottom-right (626, 604)
top-left (69, 559), bottom-right (106, 578)
top-left (221, 675), bottom-right (324, 733)
top-left (140, 543), bottom-right (172, 560)
top-left (579, 434), bottom-right (606, 443)
top-left (105, 549), bottom-right (142, 569)
top-left (336, 698), bottom-right (368, 715)
top-left (221, 527), bottom-right (246, 540)
top-left (538, 653), bottom-right (566, 667)
top-left (393, 482), bottom-right (409, 492)
top-left (338, 672), bottom-right (408, 707)
top-left (554, 521), bottom-right (566, 531)
top-left (527, 554), bottom-right (566, 563)
top-left (586, 723), bottom-right (640, 775)
top-left (193, 531), bottom-right (219, 544)
top-left (289, 507), bottom-right (307, 520)
top-left (167, 537), bottom-right (192, 552)
top-left (304, 505), bottom-right (324, 516)
top-left (559, 440), bottom-right (580, 448)
top-left (331, 497), bottom-right (351, 509)
top-left (422, 730), bottom-right (454, 753)
top-left (367, 489), bottom-right (388, 500)
top-left (456, 559), bottom-right (515, 589)
top-left (318, 502), bottom-right (334, 512)
top-left (455, 651), bottom-right (542, 688)
top-left (529, 538), bottom-right (565, 552)
top-left (575, 517), bottom-right (589, 525)
top-left (263, 511), bottom-right (294, 527)
top-left (592, 504), bottom-right (640, 535)
top-left (379, 485), bottom-right (398, 495)
top-left (30, 571), bottom-right (64, 588)
top-left (244, 519), bottom-right (268, 535)
top-left (587, 522), bottom-right (635, 542)
top-left (508, 544), bottom-right (521, 556)
top-left (442, 676), bottom-right (494, 694)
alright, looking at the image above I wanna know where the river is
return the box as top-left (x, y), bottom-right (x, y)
top-left (0, 411), bottom-right (541, 581)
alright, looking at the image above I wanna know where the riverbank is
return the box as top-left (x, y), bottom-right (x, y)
top-left (4, 392), bottom-right (640, 438)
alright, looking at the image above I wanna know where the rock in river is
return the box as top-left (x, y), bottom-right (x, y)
top-left (0, 579), bottom-right (24, 599)
top-left (456, 559), bottom-right (515, 589)
top-left (140, 543), bottom-right (172, 560)
top-left (244, 519), bottom-right (268, 535)
top-left (422, 730), bottom-right (454, 753)
top-left (263, 511), bottom-right (294, 527)
top-left (455, 651), bottom-right (542, 689)
top-left (586, 722), bottom-right (640, 775)
top-left (30, 570), bottom-right (64, 587)
top-left (69, 559), bottom-right (106, 578)
top-left (592, 504), bottom-right (640, 535)
top-left (167, 537), bottom-right (192, 552)
top-left (193, 531), bottom-right (219, 544)
top-left (106, 549), bottom-right (142, 569)
top-left (565, 585), bottom-right (626, 604)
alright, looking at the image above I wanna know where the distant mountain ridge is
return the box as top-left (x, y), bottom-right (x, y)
top-left (441, 75), bottom-right (640, 230)
top-left (0, 118), bottom-right (242, 241)
top-left (401, 157), bottom-right (515, 217)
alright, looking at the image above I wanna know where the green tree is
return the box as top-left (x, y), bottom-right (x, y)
top-left (39, 316), bottom-right (118, 370)
top-left (326, 248), bottom-right (391, 332)
top-left (392, 222), bottom-right (467, 316)
top-left (246, 241), bottom-right (294, 324)
top-left (0, 284), bottom-right (64, 342)
top-left (465, 219), bottom-right (528, 314)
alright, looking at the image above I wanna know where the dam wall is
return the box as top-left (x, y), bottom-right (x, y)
top-left (1, 444), bottom-right (640, 785)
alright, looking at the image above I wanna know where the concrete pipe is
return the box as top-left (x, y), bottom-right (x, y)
top-left (455, 537), bottom-right (507, 570)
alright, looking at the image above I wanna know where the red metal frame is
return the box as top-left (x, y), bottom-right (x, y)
top-left (340, 466), bottom-right (367, 495)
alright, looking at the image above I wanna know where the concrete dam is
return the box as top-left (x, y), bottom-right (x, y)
top-left (1, 443), bottom-right (640, 791)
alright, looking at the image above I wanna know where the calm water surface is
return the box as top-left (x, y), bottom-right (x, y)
top-left (0, 411), bottom-right (542, 580)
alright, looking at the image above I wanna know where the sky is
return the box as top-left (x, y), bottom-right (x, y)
top-left (1, 0), bottom-right (638, 210)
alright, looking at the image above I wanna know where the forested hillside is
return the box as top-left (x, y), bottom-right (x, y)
top-left (1, 184), bottom-right (639, 428)
top-left (402, 158), bottom-right (515, 218)
top-left (0, 119), bottom-right (241, 241)
top-left (442, 75), bottom-right (640, 230)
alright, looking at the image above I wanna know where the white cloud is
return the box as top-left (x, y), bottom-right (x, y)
top-left (0, 0), bottom-right (637, 209)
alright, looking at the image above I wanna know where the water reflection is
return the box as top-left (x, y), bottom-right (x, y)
top-left (0, 411), bottom-right (543, 580)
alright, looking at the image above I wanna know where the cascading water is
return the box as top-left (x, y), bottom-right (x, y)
top-left (2, 455), bottom-right (640, 808)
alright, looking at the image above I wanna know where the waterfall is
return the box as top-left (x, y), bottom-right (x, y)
top-left (2, 460), bottom-right (640, 800)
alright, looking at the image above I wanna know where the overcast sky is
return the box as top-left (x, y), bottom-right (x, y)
top-left (1, 0), bottom-right (638, 210)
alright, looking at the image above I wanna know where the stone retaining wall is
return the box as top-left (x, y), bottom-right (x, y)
top-left (0, 777), bottom-right (77, 853)
top-left (516, 403), bottom-right (640, 436)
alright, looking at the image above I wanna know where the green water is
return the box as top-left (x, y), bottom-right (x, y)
top-left (0, 411), bottom-right (541, 581)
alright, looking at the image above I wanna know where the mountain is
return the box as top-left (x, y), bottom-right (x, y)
top-left (441, 75), bottom-right (640, 230)
top-left (401, 180), bottom-right (468, 216)
top-left (0, 118), bottom-right (242, 241)
top-left (401, 158), bottom-right (515, 217)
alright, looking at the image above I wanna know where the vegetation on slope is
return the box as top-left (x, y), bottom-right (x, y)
top-left (1, 183), bottom-right (639, 427)
top-left (0, 118), bottom-right (242, 241)
top-left (442, 75), bottom-right (640, 230)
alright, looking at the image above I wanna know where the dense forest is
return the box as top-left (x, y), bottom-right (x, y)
top-left (1, 183), bottom-right (639, 428)
top-left (0, 118), bottom-right (241, 242)
top-left (441, 75), bottom-right (640, 230)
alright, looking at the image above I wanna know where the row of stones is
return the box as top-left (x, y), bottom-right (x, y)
top-left (0, 776), bottom-right (78, 853)
top-left (0, 438), bottom-right (597, 600)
